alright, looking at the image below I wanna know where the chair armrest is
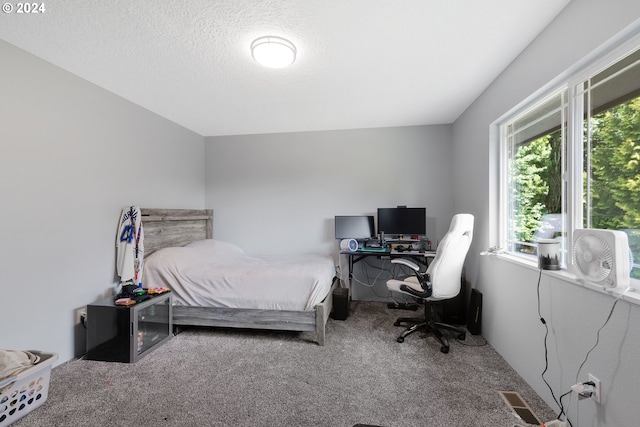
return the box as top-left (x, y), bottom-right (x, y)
top-left (390, 258), bottom-right (420, 272)
top-left (391, 258), bottom-right (431, 297)
top-left (400, 284), bottom-right (432, 298)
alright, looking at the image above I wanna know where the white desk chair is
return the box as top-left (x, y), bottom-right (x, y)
top-left (386, 213), bottom-right (474, 353)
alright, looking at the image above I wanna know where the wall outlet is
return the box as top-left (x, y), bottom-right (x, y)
top-left (75, 307), bottom-right (87, 324)
top-left (589, 373), bottom-right (601, 404)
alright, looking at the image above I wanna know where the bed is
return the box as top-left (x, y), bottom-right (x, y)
top-left (140, 208), bottom-right (338, 345)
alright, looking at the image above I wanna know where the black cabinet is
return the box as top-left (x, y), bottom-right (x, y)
top-left (86, 292), bottom-right (172, 363)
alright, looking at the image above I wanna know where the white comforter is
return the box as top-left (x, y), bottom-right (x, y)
top-left (142, 240), bottom-right (335, 311)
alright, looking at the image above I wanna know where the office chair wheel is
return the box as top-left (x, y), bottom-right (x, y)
top-left (440, 345), bottom-right (449, 354)
top-left (394, 320), bottom-right (401, 327)
top-left (397, 337), bottom-right (405, 343)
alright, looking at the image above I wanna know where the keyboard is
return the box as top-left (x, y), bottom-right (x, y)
top-left (390, 250), bottom-right (428, 255)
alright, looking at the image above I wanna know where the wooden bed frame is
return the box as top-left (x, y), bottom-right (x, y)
top-left (140, 208), bottom-right (337, 345)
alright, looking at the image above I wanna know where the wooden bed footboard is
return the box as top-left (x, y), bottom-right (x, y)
top-left (314, 277), bottom-right (337, 345)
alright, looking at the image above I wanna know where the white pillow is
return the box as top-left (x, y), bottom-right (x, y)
top-left (185, 239), bottom-right (245, 255)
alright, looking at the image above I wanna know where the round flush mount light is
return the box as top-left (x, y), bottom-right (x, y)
top-left (251, 36), bottom-right (296, 68)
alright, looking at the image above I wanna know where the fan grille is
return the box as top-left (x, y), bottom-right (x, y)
top-left (573, 233), bottom-right (613, 282)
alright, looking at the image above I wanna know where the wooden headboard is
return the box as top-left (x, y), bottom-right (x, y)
top-left (141, 208), bottom-right (213, 255)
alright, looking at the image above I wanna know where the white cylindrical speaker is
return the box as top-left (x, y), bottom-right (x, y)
top-left (537, 238), bottom-right (560, 270)
top-left (340, 239), bottom-right (358, 251)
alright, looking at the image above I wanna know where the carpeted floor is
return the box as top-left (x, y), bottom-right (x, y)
top-left (11, 301), bottom-right (555, 426)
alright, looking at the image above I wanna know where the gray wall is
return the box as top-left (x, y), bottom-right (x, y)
top-left (7, 3), bottom-right (640, 423)
top-left (452, 1), bottom-right (640, 425)
top-left (0, 40), bottom-right (205, 364)
top-left (204, 125), bottom-right (454, 299)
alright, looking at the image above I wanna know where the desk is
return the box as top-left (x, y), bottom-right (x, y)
top-left (340, 249), bottom-right (435, 290)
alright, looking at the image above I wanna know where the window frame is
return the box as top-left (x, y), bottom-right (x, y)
top-left (496, 25), bottom-right (640, 294)
top-left (499, 88), bottom-right (569, 266)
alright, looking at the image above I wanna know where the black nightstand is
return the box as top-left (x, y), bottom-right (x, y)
top-left (86, 291), bottom-right (173, 363)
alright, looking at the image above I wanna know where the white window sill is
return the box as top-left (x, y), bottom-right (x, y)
top-left (486, 252), bottom-right (640, 306)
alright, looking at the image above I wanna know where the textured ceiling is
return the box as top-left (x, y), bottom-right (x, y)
top-left (0, 0), bottom-right (570, 136)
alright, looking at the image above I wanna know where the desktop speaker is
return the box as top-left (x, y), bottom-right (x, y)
top-left (340, 239), bottom-right (359, 252)
top-left (467, 289), bottom-right (482, 335)
top-left (331, 287), bottom-right (350, 320)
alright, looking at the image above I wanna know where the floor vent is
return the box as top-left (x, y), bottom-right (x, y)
top-left (499, 390), bottom-right (543, 425)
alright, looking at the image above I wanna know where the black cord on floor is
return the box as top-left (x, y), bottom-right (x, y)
top-left (455, 334), bottom-right (487, 347)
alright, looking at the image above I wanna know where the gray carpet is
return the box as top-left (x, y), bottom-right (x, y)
top-left (12, 301), bottom-right (555, 426)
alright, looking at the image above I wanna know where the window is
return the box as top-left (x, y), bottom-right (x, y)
top-left (578, 47), bottom-right (640, 278)
top-left (500, 41), bottom-right (640, 281)
top-left (502, 90), bottom-right (568, 265)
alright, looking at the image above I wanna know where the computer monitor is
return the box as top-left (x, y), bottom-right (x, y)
top-left (335, 216), bottom-right (375, 240)
top-left (377, 207), bottom-right (426, 236)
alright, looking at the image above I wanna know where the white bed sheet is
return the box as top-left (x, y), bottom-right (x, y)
top-left (142, 240), bottom-right (336, 311)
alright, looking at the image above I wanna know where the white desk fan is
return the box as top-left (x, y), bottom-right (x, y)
top-left (572, 229), bottom-right (631, 289)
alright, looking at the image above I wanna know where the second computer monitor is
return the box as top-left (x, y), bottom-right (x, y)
top-left (377, 207), bottom-right (426, 236)
top-left (335, 215), bottom-right (376, 240)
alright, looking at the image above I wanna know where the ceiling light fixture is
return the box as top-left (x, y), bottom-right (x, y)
top-left (251, 36), bottom-right (296, 68)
